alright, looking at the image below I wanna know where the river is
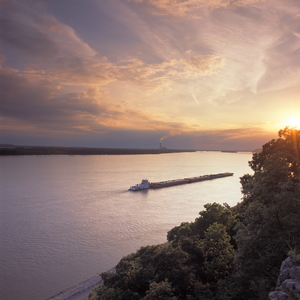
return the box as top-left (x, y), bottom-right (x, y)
top-left (0, 151), bottom-right (252, 300)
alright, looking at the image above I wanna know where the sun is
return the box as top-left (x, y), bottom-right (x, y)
top-left (286, 117), bottom-right (300, 128)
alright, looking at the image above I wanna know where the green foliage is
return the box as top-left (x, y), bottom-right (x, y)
top-left (143, 280), bottom-right (176, 300)
top-left (88, 127), bottom-right (300, 300)
top-left (89, 206), bottom-right (237, 300)
top-left (249, 127), bottom-right (300, 175)
top-left (167, 222), bottom-right (192, 241)
top-left (167, 202), bottom-right (237, 242)
top-left (201, 223), bottom-right (234, 283)
top-left (231, 127), bottom-right (300, 299)
top-left (287, 249), bottom-right (300, 263)
top-left (194, 203), bottom-right (237, 240)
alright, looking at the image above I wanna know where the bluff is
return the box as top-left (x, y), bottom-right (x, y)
top-left (269, 255), bottom-right (300, 300)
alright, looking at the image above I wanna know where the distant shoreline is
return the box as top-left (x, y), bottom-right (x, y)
top-left (0, 145), bottom-right (251, 155)
top-left (0, 146), bottom-right (196, 156)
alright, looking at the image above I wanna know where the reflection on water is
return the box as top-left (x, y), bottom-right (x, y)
top-left (0, 152), bottom-right (252, 300)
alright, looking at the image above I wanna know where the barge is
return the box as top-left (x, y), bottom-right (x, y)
top-left (129, 172), bottom-right (234, 191)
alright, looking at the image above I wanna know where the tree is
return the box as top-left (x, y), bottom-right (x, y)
top-left (193, 203), bottom-right (237, 240)
top-left (201, 222), bottom-right (234, 284)
top-left (229, 127), bottom-right (300, 299)
top-left (241, 127), bottom-right (300, 207)
top-left (167, 203), bottom-right (237, 242)
top-left (249, 127), bottom-right (299, 174)
top-left (142, 280), bottom-right (176, 300)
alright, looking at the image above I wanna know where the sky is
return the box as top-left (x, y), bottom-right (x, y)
top-left (0, 0), bottom-right (300, 150)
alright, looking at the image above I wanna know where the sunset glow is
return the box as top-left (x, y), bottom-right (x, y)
top-left (286, 117), bottom-right (300, 129)
top-left (1, 0), bottom-right (300, 150)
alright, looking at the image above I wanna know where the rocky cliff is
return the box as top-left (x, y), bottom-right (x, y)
top-left (269, 255), bottom-right (300, 300)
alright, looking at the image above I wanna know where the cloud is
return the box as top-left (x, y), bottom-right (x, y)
top-left (121, 0), bottom-right (296, 106)
top-left (0, 53), bottom-right (224, 97)
top-left (257, 11), bottom-right (300, 92)
top-left (0, 1), bottom-right (227, 136)
top-left (113, 55), bottom-right (225, 88)
top-left (1, 0), bottom-right (299, 149)
top-left (127, 0), bottom-right (269, 17)
top-left (0, 1), bottom-right (96, 60)
top-left (0, 65), bottom-right (196, 135)
top-left (1, 1), bottom-right (226, 88)
top-left (0, 2), bottom-right (113, 85)
top-left (152, 127), bottom-right (277, 150)
top-left (0, 67), bottom-right (102, 129)
top-left (0, 18), bottom-right (59, 58)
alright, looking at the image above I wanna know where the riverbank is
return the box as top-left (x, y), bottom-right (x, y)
top-left (47, 268), bottom-right (115, 300)
top-left (0, 146), bottom-right (196, 155)
top-left (46, 275), bottom-right (102, 300)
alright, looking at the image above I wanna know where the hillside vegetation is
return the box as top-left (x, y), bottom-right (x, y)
top-left (88, 127), bottom-right (300, 300)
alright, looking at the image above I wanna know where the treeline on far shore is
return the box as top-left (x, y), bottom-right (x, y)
top-left (0, 146), bottom-right (196, 156)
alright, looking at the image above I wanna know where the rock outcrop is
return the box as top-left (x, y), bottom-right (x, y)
top-left (269, 255), bottom-right (300, 300)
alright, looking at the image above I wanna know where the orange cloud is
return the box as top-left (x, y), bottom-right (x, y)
top-left (127, 0), bottom-right (269, 17)
top-left (112, 55), bottom-right (224, 88)
top-left (2, 0), bottom-right (299, 150)
top-left (23, 54), bottom-right (224, 89)
top-left (0, 66), bottom-right (201, 135)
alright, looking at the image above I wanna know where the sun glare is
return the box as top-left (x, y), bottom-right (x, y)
top-left (286, 117), bottom-right (300, 128)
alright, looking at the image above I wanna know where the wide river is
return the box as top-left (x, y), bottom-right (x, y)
top-left (0, 151), bottom-right (253, 300)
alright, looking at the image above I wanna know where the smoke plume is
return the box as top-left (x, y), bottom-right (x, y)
top-left (160, 130), bottom-right (181, 142)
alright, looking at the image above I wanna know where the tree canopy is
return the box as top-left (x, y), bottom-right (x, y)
top-left (231, 127), bottom-right (300, 299)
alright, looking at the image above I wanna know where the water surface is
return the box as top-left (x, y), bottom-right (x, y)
top-left (0, 151), bottom-right (252, 300)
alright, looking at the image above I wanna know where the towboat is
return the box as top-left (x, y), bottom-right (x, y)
top-left (129, 179), bottom-right (150, 191)
top-left (129, 173), bottom-right (234, 191)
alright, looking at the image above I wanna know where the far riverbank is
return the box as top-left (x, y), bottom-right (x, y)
top-left (0, 146), bottom-right (196, 156)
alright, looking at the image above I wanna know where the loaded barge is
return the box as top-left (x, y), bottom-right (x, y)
top-left (129, 172), bottom-right (234, 191)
